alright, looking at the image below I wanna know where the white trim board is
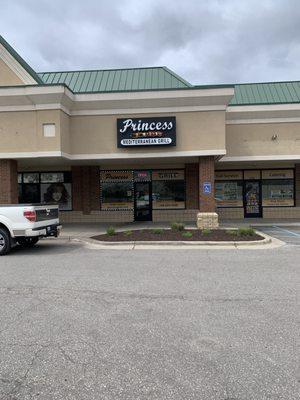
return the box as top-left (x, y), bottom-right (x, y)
top-left (0, 149), bottom-right (226, 160)
top-left (0, 104), bottom-right (226, 115)
top-left (226, 117), bottom-right (300, 124)
top-left (0, 151), bottom-right (62, 159)
top-left (227, 104), bottom-right (300, 112)
top-left (220, 154), bottom-right (300, 162)
top-left (0, 42), bottom-right (37, 85)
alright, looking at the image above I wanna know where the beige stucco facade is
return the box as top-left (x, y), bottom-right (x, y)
top-left (225, 122), bottom-right (300, 158)
top-left (0, 58), bottom-right (23, 86)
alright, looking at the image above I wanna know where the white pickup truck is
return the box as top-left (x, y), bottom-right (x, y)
top-left (0, 204), bottom-right (61, 255)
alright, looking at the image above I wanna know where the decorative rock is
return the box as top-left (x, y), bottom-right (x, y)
top-left (197, 212), bottom-right (219, 229)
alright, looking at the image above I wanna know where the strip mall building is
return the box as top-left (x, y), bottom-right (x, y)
top-left (0, 35), bottom-right (300, 223)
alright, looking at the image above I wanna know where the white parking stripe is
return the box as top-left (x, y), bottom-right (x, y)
top-left (272, 226), bottom-right (300, 237)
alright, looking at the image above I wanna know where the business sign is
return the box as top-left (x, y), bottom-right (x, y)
top-left (261, 169), bottom-right (294, 179)
top-left (152, 170), bottom-right (184, 181)
top-left (215, 171), bottom-right (243, 180)
top-left (100, 170), bottom-right (133, 182)
top-left (117, 117), bottom-right (176, 147)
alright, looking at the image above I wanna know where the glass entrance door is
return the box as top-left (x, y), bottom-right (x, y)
top-left (244, 180), bottom-right (262, 218)
top-left (134, 182), bottom-right (152, 221)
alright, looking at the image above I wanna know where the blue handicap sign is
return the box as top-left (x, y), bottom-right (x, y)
top-left (203, 182), bottom-right (212, 194)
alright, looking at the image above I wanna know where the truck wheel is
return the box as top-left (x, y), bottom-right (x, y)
top-left (17, 237), bottom-right (39, 248)
top-left (0, 227), bottom-right (11, 256)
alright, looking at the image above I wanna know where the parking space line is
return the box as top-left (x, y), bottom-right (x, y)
top-left (272, 226), bottom-right (300, 238)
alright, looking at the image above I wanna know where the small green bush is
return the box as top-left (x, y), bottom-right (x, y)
top-left (237, 227), bottom-right (256, 237)
top-left (182, 231), bottom-right (193, 238)
top-left (152, 228), bottom-right (163, 234)
top-left (228, 229), bottom-right (238, 236)
top-left (123, 230), bottom-right (132, 236)
top-left (106, 226), bottom-right (116, 236)
top-left (202, 229), bottom-right (211, 235)
top-left (170, 222), bottom-right (185, 231)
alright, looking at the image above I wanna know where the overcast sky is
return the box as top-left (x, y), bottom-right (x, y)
top-left (1, 0), bottom-right (299, 85)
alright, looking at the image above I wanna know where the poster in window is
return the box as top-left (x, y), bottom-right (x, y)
top-left (262, 180), bottom-right (294, 206)
top-left (215, 182), bottom-right (243, 207)
top-left (40, 183), bottom-right (72, 210)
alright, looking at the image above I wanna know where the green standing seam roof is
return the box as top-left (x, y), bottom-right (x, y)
top-left (0, 35), bottom-right (43, 84)
top-left (37, 66), bottom-right (192, 93)
top-left (37, 68), bottom-right (300, 105)
top-left (229, 81), bottom-right (300, 105)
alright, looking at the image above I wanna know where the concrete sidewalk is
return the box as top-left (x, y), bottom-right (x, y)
top-left (59, 219), bottom-right (300, 239)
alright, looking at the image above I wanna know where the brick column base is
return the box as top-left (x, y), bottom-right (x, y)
top-left (71, 166), bottom-right (100, 214)
top-left (0, 159), bottom-right (18, 204)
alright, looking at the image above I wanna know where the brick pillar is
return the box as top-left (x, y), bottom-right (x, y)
top-left (199, 156), bottom-right (215, 212)
top-left (0, 159), bottom-right (18, 204)
top-left (185, 163), bottom-right (199, 209)
top-left (90, 166), bottom-right (100, 211)
top-left (71, 166), bottom-right (100, 214)
top-left (71, 166), bottom-right (83, 211)
top-left (296, 164), bottom-right (300, 206)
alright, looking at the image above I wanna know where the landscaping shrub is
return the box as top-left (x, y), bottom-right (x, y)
top-left (228, 229), bottom-right (239, 236)
top-left (202, 229), bottom-right (211, 235)
top-left (106, 226), bottom-right (116, 236)
top-left (182, 231), bottom-right (193, 238)
top-left (170, 222), bottom-right (185, 231)
top-left (227, 227), bottom-right (256, 237)
top-left (237, 227), bottom-right (256, 236)
top-left (123, 230), bottom-right (132, 236)
top-left (152, 228), bottom-right (163, 234)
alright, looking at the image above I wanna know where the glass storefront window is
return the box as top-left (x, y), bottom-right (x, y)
top-left (21, 184), bottom-right (41, 203)
top-left (41, 172), bottom-right (64, 183)
top-left (101, 182), bottom-right (133, 210)
top-left (215, 181), bottom-right (243, 207)
top-left (23, 173), bottom-right (39, 183)
top-left (262, 179), bottom-right (294, 206)
top-left (18, 171), bottom-right (72, 210)
top-left (152, 180), bottom-right (185, 209)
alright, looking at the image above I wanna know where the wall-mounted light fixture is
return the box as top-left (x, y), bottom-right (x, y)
top-left (271, 134), bottom-right (278, 141)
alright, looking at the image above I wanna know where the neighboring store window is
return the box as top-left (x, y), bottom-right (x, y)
top-left (152, 170), bottom-right (185, 209)
top-left (100, 171), bottom-right (133, 210)
top-left (18, 172), bottom-right (72, 210)
top-left (22, 184), bottom-right (41, 204)
top-left (215, 171), bottom-right (243, 207)
top-left (262, 170), bottom-right (294, 206)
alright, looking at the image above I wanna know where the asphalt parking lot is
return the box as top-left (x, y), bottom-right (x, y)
top-left (254, 225), bottom-right (300, 246)
top-left (0, 239), bottom-right (299, 400)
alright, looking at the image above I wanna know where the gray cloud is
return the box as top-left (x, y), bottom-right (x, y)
top-left (1, 0), bottom-right (300, 84)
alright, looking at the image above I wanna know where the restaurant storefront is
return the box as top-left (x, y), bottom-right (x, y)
top-left (0, 35), bottom-right (300, 222)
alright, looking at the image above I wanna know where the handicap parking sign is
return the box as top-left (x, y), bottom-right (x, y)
top-left (203, 182), bottom-right (212, 194)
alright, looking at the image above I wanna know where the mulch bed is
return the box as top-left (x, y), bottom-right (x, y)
top-left (92, 229), bottom-right (264, 242)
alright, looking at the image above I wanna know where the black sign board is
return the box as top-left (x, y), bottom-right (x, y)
top-left (117, 117), bottom-right (176, 148)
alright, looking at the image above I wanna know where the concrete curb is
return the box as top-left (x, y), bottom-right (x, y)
top-left (67, 230), bottom-right (284, 250)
